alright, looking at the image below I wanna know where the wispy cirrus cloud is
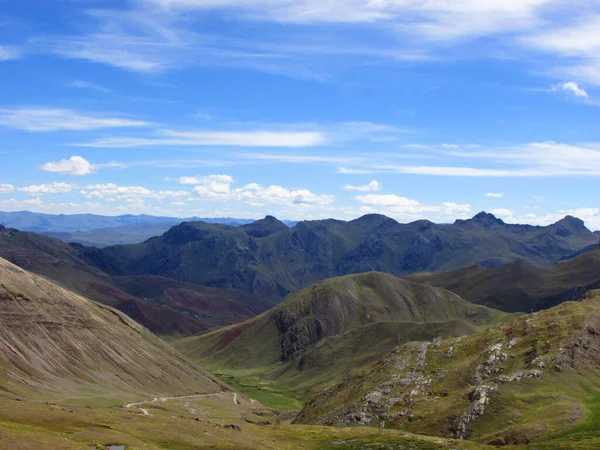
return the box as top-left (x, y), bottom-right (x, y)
top-left (365, 141), bottom-right (600, 177)
top-left (37, 0), bottom-right (581, 82)
top-left (77, 129), bottom-right (326, 148)
top-left (74, 120), bottom-right (403, 148)
top-left (0, 108), bottom-right (149, 131)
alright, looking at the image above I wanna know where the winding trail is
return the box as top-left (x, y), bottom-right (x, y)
top-left (123, 391), bottom-right (237, 416)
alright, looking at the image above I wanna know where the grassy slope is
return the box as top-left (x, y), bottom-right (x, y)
top-left (0, 257), bottom-right (221, 399)
top-left (0, 395), bottom-right (491, 450)
top-left (409, 248), bottom-right (600, 313)
top-left (296, 292), bottom-right (600, 447)
top-left (176, 272), bottom-right (511, 403)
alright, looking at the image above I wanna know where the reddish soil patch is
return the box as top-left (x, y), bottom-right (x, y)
top-left (220, 323), bottom-right (250, 345)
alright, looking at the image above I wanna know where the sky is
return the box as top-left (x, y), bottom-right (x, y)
top-left (1, 0), bottom-right (600, 228)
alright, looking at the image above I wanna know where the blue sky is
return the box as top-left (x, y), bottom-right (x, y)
top-left (1, 0), bottom-right (600, 228)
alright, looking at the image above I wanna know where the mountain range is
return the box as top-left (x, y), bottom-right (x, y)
top-left (0, 211), bottom-right (296, 247)
top-left (95, 212), bottom-right (599, 303)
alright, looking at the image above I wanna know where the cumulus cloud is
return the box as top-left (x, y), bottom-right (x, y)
top-left (235, 183), bottom-right (335, 207)
top-left (343, 180), bottom-right (381, 192)
top-left (176, 173), bottom-right (335, 206)
top-left (19, 182), bottom-right (76, 196)
top-left (42, 156), bottom-right (96, 176)
top-left (80, 183), bottom-right (190, 201)
top-left (0, 184), bottom-right (15, 194)
top-left (0, 108), bottom-right (149, 132)
top-left (491, 208), bottom-right (516, 221)
top-left (355, 193), bottom-right (471, 222)
top-left (177, 174), bottom-right (234, 185)
top-left (550, 81), bottom-right (588, 98)
top-left (486, 192), bottom-right (504, 198)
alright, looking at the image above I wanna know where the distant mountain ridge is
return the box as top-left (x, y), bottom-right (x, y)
top-left (409, 246), bottom-right (600, 313)
top-left (96, 212), bottom-right (599, 303)
top-left (0, 211), bottom-right (296, 247)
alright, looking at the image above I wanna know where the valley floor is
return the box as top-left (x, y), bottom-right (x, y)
top-left (3, 393), bottom-right (600, 449)
top-left (0, 393), bottom-right (491, 450)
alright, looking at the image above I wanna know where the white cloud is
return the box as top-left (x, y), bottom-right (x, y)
top-left (242, 153), bottom-right (361, 164)
top-left (191, 175), bottom-right (234, 199)
top-left (343, 180), bottom-right (381, 192)
top-left (486, 192), bottom-right (504, 198)
top-left (379, 165), bottom-right (543, 177)
top-left (19, 182), bottom-right (76, 196)
top-left (176, 174), bottom-right (234, 185)
top-left (81, 183), bottom-right (150, 200)
top-left (355, 193), bottom-right (471, 222)
top-left (234, 183), bottom-right (335, 207)
top-left (42, 0), bottom-right (570, 81)
top-left (79, 182), bottom-right (191, 203)
top-left (77, 129), bottom-right (326, 148)
top-left (490, 208), bottom-right (515, 221)
top-left (42, 156), bottom-right (96, 176)
top-left (522, 15), bottom-right (600, 85)
top-left (337, 167), bottom-right (374, 175)
top-left (148, 0), bottom-right (553, 32)
top-left (550, 81), bottom-right (588, 98)
top-left (178, 174), bottom-right (335, 206)
top-left (0, 108), bottom-right (149, 131)
top-left (371, 141), bottom-right (600, 177)
top-left (0, 184), bottom-right (15, 194)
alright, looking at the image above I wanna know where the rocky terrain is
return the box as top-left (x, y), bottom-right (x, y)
top-left (296, 291), bottom-right (600, 445)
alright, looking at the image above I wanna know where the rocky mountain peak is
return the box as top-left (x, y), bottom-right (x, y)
top-left (555, 215), bottom-right (586, 230)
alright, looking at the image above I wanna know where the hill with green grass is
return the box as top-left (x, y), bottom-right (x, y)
top-left (97, 212), bottom-right (598, 303)
top-left (296, 291), bottom-right (600, 446)
top-left (176, 272), bottom-right (511, 400)
top-left (409, 248), bottom-right (600, 312)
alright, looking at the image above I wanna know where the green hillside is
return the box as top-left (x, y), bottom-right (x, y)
top-left (176, 272), bottom-right (511, 401)
top-left (297, 292), bottom-right (600, 447)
